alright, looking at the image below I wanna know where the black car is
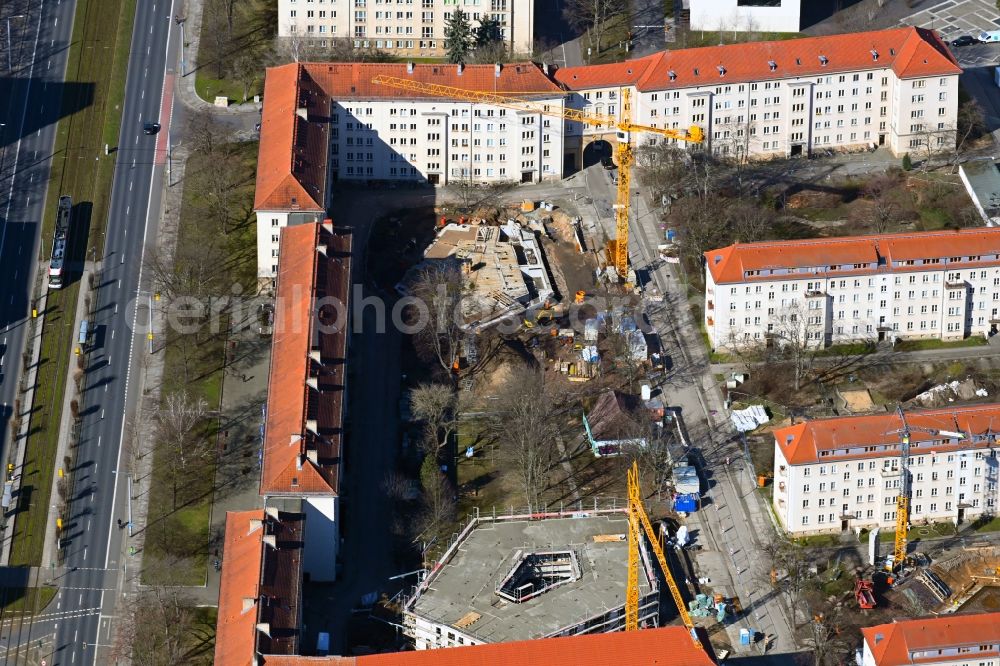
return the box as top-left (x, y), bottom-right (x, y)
top-left (601, 155), bottom-right (617, 170)
top-left (951, 35), bottom-right (978, 47)
top-left (143, 122), bottom-right (161, 135)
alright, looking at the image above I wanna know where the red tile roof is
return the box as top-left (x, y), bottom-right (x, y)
top-left (555, 27), bottom-right (960, 92)
top-left (261, 627), bottom-right (716, 666)
top-left (261, 222), bottom-right (352, 496)
top-left (862, 612), bottom-right (1000, 666)
top-left (215, 511), bottom-right (266, 666)
top-left (774, 404), bottom-right (1000, 465)
top-left (254, 64), bottom-right (328, 212)
top-left (705, 227), bottom-right (1000, 285)
top-left (302, 61), bottom-right (563, 99)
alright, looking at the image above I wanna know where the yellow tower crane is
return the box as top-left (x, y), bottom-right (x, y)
top-left (886, 406), bottom-right (966, 571)
top-left (627, 461), bottom-right (701, 647)
top-left (371, 75), bottom-right (703, 279)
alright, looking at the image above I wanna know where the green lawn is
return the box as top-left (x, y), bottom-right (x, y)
top-left (142, 142), bottom-right (259, 585)
top-left (894, 337), bottom-right (989, 352)
top-left (793, 533), bottom-right (839, 548)
top-left (0, 586), bottom-right (57, 615)
top-left (9, 0), bottom-right (135, 567)
top-left (872, 521), bottom-right (956, 543)
top-left (972, 515), bottom-right (1000, 532)
top-left (194, 74), bottom-right (258, 107)
top-left (680, 30), bottom-right (802, 48)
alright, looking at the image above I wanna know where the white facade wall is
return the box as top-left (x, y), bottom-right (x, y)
top-left (861, 632), bottom-right (999, 666)
top-left (278, 0), bottom-right (534, 55)
top-left (690, 0), bottom-right (801, 33)
top-left (330, 96), bottom-right (565, 185)
top-left (706, 263), bottom-right (1000, 350)
top-left (774, 441), bottom-right (1000, 535)
top-left (567, 71), bottom-right (960, 160)
top-left (256, 211), bottom-right (327, 283)
top-left (409, 615), bottom-right (483, 651)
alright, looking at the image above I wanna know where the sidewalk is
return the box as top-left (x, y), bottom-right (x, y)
top-left (0, 290), bottom-right (45, 566)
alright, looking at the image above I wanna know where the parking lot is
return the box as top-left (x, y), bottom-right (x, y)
top-left (901, 0), bottom-right (1000, 66)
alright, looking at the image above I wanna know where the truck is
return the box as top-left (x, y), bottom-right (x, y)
top-left (979, 30), bottom-right (1000, 43)
top-left (48, 195), bottom-right (72, 289)
top-left (672, 457), bottom-right (700, 512)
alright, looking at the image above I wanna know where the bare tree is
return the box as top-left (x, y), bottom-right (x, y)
top-left (563, 0), bottom-right (627, 55)
top-left (202, 0), bottom-right (232, 80)
top-left (713, 115), bottom-right (759, 195)
top-left (418, 453), bottom-right (455, 537)
top-left (411, 382), bottom-right (463, 458)
top-left (273, 29), bottom-right (312, 63)
top-left (486, 366), bottom-right (560, 510)
top-left (760, 534), bottom-right (811, 628)
top-left (946, 100), bottom-right (986, 172)
top-left (155, 392), bottom-right (211, 511)
top-left (444, 175), bottom-right (517, 212)
top-left (187, 108), bottom-right (226, 157)
top-left (863, 173), bottom-right (900, 233)
top-left (408, 263), bottom-right (467, 376)
top-left (767, 301), bottom-right (824, 392)
top-left (232, 53), bottom-right (259, 103)
top-left (123, 587), bottom-right (210, 666)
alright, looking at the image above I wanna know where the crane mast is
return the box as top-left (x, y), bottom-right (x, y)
top-left (627, 462), bottom-right (700, 646)
top-left (370, 75), bottom-right (703, 279)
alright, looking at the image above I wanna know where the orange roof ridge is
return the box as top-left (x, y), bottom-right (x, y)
top-left (557, 26), bottom-right (960, 92)
top-left (775, 403), bottom-right (1000, 465)
top-left (863, 612), bottom-right (1000, 666)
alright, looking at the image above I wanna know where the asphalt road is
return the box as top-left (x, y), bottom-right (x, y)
top-left (0, 0), bottom-right (77, 534)
top-left (45, 0), bottom-right (177, 663)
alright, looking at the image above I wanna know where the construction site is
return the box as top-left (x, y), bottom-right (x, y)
top-left (402, 510), bottom-right (660, 649)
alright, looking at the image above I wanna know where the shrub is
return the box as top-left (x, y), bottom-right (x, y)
top-left (902, 153), bottom-right (912, 171)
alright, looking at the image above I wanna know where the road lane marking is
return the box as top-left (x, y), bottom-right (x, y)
top-left (47, 60), bottom-right (50, 69)
top-left (126, 205), bottom-right (130, 215)
top-left (129, 180), bottom-right (133, 191)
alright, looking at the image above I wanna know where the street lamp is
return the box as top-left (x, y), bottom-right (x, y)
top-left (6, 15), bottom-right (26, 72)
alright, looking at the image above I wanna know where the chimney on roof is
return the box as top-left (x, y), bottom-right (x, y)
top-left (307, 376), bottom-right (319, 391)
top-left (296, 454), bottom-right (303, 471)
top-left (263, 534), bottom-right (277, 550)
top-left (713, 254), bottom-right (722, 264)
top-left (542, 62), bottom-right (550, 76)
top-left (457, 62), bottom-right (464, 75)
top-left (494, 63), bottom-right (502, 78)
top-left (290, 433), bottom-right (302, 447)
top-left (407, 61), bottom-right (414, 75)
top-left (309, 349), bottom-right (321, 363)
top-left (256, 623), bottom-right (272, 638)
top-left (786, 435), bottom-right (794, 445)
top-left (306, 419), bottom-right (319, 435)
top-left (317, 243), bottom-right (328, 257)
top-left (296, 107), bottom-right (308, 121)
top-left (871, 49), bottom-right (879, 61)
top-left (307, 448), bottom-right (318, 465)
top-left (322, 219), bottom-right (334, 233)
top-left (265, 506), bottom-right (279, 521)
top-left (248, 518), bottom-right (264, 534)
top-left (242, 598), bottom-right (257, 615)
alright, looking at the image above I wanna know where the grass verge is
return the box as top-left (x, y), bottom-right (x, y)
top-left (10, 0), bottom-right (135, 567)
top-left (194, 75), bottom-right (256, 107)
top-left (793, 533), bottom-right (839, 548)
top-left (894, 337), bottom-right (989, 352)
top-left (141, 142), bottom-right (258, 585)
top-left (0, 586), bottom-right (57, 614)
top-left (972, 515), bottom-right (1000, 532)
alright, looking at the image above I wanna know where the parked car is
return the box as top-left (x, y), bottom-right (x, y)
top-left (601, 155), bottom-right (617, 170)
top-left (951, 35), bottom-right (978, 47)
top-left (978, 30), bottom-right (1000, 43)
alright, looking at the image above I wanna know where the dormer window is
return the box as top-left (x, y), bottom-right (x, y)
top-left (693, 68), bottom-right (699, 76)
top-left (717, 65), bottom-right (726, 77)
top-left (870, 49), bottom-right (879, 61)
top-left (819, 55), bottom-right (829, 66)
top-left (668, 69), bottom-right (676, 81)
top-left (768, 60), bottom-right (777, 71)
top-left (795, 58), bottom-right (801, 65)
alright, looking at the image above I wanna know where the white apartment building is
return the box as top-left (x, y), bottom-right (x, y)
top-left (254, 60), bottom-right (564, 284)
top-left (703, 228), bottom-right (1000, 351)
top-left (861, 612), bottom-right (1000, 666)
top-left (772, 405), bottom-right (1000, 536)
top-left (554, 26), bottom-right (962, 161)
top-left (688, 0), bottom-right (801, 34)
top-left (277, 0), bottom-right (534, 56)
